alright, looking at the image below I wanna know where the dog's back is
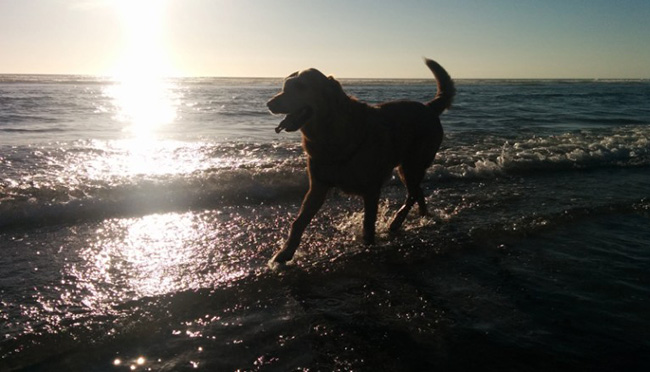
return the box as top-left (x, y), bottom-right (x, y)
top-left (377, 59), bottom-right (455, 169)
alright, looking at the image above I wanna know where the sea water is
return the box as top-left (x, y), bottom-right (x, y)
top-left (1, 75), bottom-right (649, 371)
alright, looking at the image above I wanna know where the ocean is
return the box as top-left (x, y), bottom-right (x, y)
top-left (1, 75), bottom-right (649, 371)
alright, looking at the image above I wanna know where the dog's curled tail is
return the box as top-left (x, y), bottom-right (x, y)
top-left (424, 58), bottom-right (455, 116)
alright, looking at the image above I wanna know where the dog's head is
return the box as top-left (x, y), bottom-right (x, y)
top-left (267, 68), bottom-right (345, 133)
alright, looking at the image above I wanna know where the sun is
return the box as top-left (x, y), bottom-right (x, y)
top-left (113, 0), bottom-right (174, 79)
top-left (109, 0), bottom-right (178, 137)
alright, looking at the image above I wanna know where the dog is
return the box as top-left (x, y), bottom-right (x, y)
top-left (267, 58), bottom-right (455, 264)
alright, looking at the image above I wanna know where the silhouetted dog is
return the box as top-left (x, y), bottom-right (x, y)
top-left (267, 58), bottom-right (455, 264)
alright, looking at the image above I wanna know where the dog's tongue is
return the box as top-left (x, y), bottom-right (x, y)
top-left (274, 113), bottom-right (299, 133)
top-left (274, 107), bottom-right (312, 133)
top-left (274, 116), bottom-right (290, 133)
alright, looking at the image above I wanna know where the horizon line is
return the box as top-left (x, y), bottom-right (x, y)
top-left (1, 73), bottom-right (649, 81)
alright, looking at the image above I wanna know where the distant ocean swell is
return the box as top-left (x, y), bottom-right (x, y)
top-left (0, 127), bottom-right (67, 133)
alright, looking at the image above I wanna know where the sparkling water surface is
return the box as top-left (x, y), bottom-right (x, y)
top-left (1, 75), bottom-right (649, 371)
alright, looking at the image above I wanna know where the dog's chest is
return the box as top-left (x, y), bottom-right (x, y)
top-left (303, 120), bottom-right (397, 193)
top-left (308, 149), bottom-right (394, 193)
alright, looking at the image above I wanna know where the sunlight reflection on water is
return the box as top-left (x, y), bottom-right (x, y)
top-left (24, 75), bottom-right (286, 315)
top-left (81, 139), bottom-right (212, 178)
top-left (66, 212), bottom-right (250, 308)
top-left (66, 78), bottom-right (224, 308)
top-left (104, 76), bottom-right (180, 137)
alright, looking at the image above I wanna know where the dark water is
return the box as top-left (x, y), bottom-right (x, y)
top-left (1, 75), bottom-right (649, 371)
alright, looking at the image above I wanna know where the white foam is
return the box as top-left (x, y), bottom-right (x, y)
top-left (436, 125), bottom-right (650, 179)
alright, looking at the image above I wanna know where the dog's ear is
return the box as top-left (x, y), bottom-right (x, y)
top-left (326, 76), bottom-right (347, 109)
top-left (323, 76), bottom-right (341, 112)
top-left (327, 75), bottom-right (343, 93)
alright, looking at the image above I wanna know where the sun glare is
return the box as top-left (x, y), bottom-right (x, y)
top-left (109, 0), bottom-right (177, 137)
top-left (113, 0), bottom-right (173, 79)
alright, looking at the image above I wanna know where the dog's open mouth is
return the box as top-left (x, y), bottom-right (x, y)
top-left (274, 106), bottom-right (313, 133)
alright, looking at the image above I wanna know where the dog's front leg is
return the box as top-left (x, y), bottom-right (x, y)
top-left (362, 190), bottom-right (381, 245)
top-left (271, 181), bottom-right (330, 264)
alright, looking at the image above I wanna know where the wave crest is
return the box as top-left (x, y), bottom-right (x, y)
top-left (437, 125), bottom-right (650, 179)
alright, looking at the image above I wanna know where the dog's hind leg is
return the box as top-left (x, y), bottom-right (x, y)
top-left (415, 187), bottom-right (429, 217)
top-left (389, 165), bottom-right (428, 232)
top-left (271, 181), bottom-right (330, 264)
top-left (389, 196), bottom-right (415, 232)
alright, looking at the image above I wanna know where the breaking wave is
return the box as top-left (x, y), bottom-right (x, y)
top-left (1, 126), bottom-right (648, 231)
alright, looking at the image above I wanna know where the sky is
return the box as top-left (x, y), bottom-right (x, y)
top-left (1, 0), bottom-right (649, 79)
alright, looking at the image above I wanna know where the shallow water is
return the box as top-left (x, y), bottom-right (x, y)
top-left (1, 76), bottom-right (649, 370)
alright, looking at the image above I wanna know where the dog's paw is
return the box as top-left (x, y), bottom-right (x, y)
top-left (362, 235), bottom-right (375, 246)
top-left (267, 254), bottom-right (298, 272)
top-left (267, 258), bottom-right (286, 271)
top-left (269, 248), bottom-right (295, 266)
